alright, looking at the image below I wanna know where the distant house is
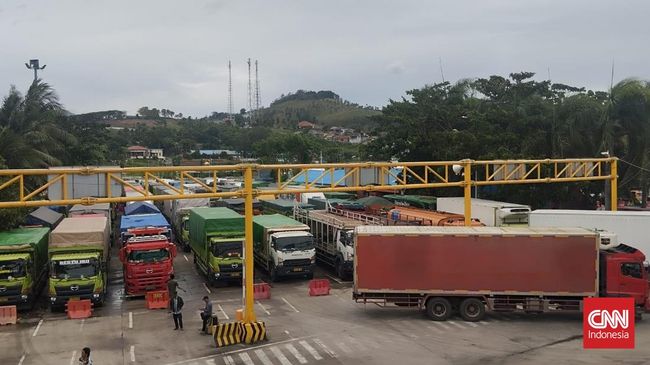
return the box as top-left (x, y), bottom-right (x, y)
top-left (298, 121), bottom-right (316, 129)
top-left (191, 149), bottom-right (241, 159)
top-left (127, 146), bottom-right (164, 159)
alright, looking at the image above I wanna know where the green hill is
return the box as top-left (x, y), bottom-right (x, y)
top-left (256, 90), bottom-right (380, 131)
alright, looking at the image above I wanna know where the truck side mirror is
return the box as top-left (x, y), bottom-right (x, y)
top-left (170, 245), bottom-right (177, 258)
top-left (119, 248), bottom-right (126, 263)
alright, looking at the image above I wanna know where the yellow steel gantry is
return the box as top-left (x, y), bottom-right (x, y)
top-left (0, 157), bottom-right (619, 324)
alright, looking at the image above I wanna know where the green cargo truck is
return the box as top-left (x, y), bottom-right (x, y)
top-left (0, 227), bottom-right (50, 309)
top-left (189, 207), bottom-right (244, 285)
top-left (48, 216), bottom-right (110, 310)
top-left (253, 214), bottom-right (315, 281)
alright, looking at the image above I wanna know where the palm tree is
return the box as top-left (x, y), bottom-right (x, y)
top-left (0, 80), bottom-right (76, 168)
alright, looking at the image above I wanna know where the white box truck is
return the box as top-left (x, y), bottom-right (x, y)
top-left (529, 210), bottom-right (650, 257)
top-left (436, 198), bottom-right (531, 226)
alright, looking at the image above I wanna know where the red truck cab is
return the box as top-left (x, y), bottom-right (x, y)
top-left (119, 228), bottom-right (176, 296)
top-left (601, 245), bottom-right (649, 309)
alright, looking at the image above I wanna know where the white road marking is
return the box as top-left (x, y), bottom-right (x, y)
top-left (447, 321), bottom-right (467, 329)
top-left (430, 321), bottom-right (451, 330)
top-left (32, 319), bottom-right (43, 337)
top-left (129, 311), bottom-right (133, 329)
top-left (223, 356), bottom-right (235, 365)
top-left (285, 344), bottom-right (307, 364)
top-left (205, 359), bottom-right (216, 365)
top-left (256, 301), bottom-right (271, 316)
top-left (480, 320), bottom-right (490, 325)
top-left (254, 349), bottom-right (274, 365)
top-left (217, 304), bottom-right (229, 320)
top-left (313, 338), bottom-right (337, 358)
top-left (337, 342), bottom-right (352, 354)
top-left (130, 345), bottom-right (136, 362)
top-left (183, 255), bottom-right (189, 262)
top-left (69, 351), bottom-right (77, 365)
top-left (465, 321), bottom-right (479, 328)
top-left (281, 297), bottom-right (300, 313)
top-left (238, 353), bottom-right (255, 365)
top-left (79, 318), bottom-right (85, 332)
top-left (299, 340), bottom-right (323, 360)
top-left (269, 346), bottom-right (292, 365)
top-left (163, 336), bottom-right (314, 365)
top-left (18, 353), bottom-right (26, 365)
top-left (203, 283), bottom-right (212, 294)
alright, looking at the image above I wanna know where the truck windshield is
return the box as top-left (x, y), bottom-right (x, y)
top-left (212, 241), bottom-right (243, 258)
top-left (51, 258), bottom-right (98, 279)
top-left (275, 236), bottom-right (314, 252)
top-left (0, 259), bottom-right (26, 279)
top-left (127, 249), bottom-right (170, 263)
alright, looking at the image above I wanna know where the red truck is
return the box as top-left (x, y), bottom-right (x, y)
top-left (353, 226), bottom-right (649, 321)
top-left (118, 227), bottom-right (176, 296)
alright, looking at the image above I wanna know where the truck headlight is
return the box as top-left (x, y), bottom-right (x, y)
top-left (50, 297), bottom-right (56, 303)
top-left (277, 258), bottom-right (284, 267)
top-left (21, 295), bottom-right (28, 300)
top-left (215, 273), bottom-right (221, 278)
top-left (92, 294), bottom-right (100, 298)
top-left (310, 255), bottom-right (316, 264)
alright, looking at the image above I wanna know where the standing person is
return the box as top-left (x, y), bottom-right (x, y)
top-left (199, 296), bottom-right (213, 334)
top-left (167, 274), bottom-right (186, 299)
top-left (78, 347), bottom-right (93, 365)
top-left (170, 294), bottom-right (184, 330)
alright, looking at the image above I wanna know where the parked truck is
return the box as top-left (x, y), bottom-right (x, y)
top-left (436, 197), bottom-right (531, 226)
top-left (529, 209), bottom-right (650, 257)
top-left (0, 227), bottom-right (50, 309)
top-left (294, 206), bottom-right (375, 279)
top-left (119, 227), bottom-right (176, 296)
top-left (189, 207), bottom-right (244, 285)
top-left (353, 226), bottom-right (649, 321)
top-left (253, 214), bottom-right (315, 281)
top-left (48, 216), bottom-right (110, 310)
top-left (387, 206), bottom-right (485, 226)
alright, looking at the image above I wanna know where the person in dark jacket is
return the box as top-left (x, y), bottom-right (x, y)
top-left (199, 296), bottom-right (213, 334)
top-left (170, 294), bottom-right (184, 330)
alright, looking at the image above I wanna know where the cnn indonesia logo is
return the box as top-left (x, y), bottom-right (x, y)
top-left (583, 298), bottom-right (635, 349)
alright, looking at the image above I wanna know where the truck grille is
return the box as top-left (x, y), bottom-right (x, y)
top-left (284, 259), bottom-right (311, 267)
top-left (56, 284), bottom-right (94, 296)
top-left (219, 263), bottom-right (242, 273)
top-left (0, 284), bottom-right (21, 296)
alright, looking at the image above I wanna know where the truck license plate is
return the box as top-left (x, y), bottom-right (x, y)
top-left (0, 297), bottom-right (7, 302)
top-left (293, 267), bottom-right (303, 272)
top-left (70, 297), bottom-right (80, 301)
top-left (231, 273), bottom-right (241, 277)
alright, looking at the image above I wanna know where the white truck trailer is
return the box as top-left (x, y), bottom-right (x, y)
top-left (529, 210), bottom-right (650, 257)
top-left (436, 197), bottom-right (531, 226)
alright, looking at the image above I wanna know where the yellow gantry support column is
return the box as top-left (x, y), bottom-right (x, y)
top-left (243, 165), bottom-right (257, 323)
top-left (463, 160), bottom-right (472, 226)
top-left (610, 158), bottom-right (618, 212)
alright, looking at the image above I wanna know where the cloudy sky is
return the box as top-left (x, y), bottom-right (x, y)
top-left (1, 0), bottom-right (648, 116)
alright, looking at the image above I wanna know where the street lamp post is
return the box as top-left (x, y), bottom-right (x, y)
top-left (25, 59), bottom-right (46, 81)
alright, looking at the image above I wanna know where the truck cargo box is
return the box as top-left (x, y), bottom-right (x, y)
top-left (354, 226), bottom-right (599, 296)
top-left (50, 217), bottom-right (110, 255)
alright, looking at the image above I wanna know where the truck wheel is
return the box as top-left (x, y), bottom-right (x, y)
top-left (459, 298), bottom-right (485, 322)
top-left (426, 297), bottom-right (452, 321)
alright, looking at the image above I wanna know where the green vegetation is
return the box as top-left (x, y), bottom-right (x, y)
top-left (364, 73), bottom-right (650, 207)
top-left (258, 90), bottom-right (380, 130)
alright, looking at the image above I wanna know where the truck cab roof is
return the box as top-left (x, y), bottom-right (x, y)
top-left (271, 231), bottom-right (313, 238)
